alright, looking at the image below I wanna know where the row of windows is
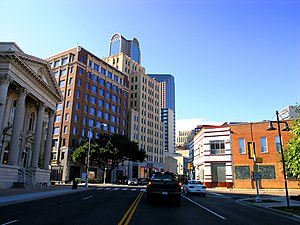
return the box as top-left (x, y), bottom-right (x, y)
top-left (238, 136), bottom-right (281, 154)
top-left (235, 165), bottom-right (276, 180)
top-left (87, 59), bottom-right (126, 87)
top-left (53, 124), bottom-right (125, 136)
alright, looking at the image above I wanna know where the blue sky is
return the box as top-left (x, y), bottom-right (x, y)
top-left (1, 0), bottom-right (299, 130)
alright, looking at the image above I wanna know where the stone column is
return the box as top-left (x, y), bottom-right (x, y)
top-left (0, 74), bottom-right (12, 148)
top-left (8, 87), bottom-right (27, 165)
top-left (31, 102), bottom-right (45, 168)
top-left (43, 110), bottom-right (55, 170)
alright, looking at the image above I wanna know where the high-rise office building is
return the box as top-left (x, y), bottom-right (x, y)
top-left (104, 36), bottom-right (165, 178)
top-left (148, 74), bottom-right (176, 155)
top-left (46, 46), bottom-right (129, 183)
top-left (109, 33), bottom-right (141, 64)
top-left (148, 74), bottom-right (175, 111)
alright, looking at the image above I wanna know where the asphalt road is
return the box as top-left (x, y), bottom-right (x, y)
top-left (0, 187), bottom-right (299, 225)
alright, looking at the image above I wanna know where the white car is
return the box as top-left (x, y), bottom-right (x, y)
top-left (128, 178), bottom-right (138, 185)
top-left (182, 180), bottom-right (206, 196)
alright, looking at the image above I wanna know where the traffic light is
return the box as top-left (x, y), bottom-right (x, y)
top-left (188, 163), bottom-right (191, 170)
top-left (248, 142), bottom-right (255, 159)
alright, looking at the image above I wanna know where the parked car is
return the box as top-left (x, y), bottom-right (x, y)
top-left (128, 178), bottom-right (139, 185)
top-left (182, 180), bottom-right (206, 196)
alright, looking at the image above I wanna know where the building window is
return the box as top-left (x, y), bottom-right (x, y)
top-left (76, 90), bottom-right (81, 98)
top-left (62, 58), bottom-right (68, 65)
top-left (70, 66), bottom-right (74, 73)
top-left (98, 89), bottom-right (104, 96)
top-left (275, 136), bottom-right (281, 152)
top-left (88, 60), bottom-right (92, 67)
top-left (60, 69), bottom-right (66, 77)
top-left (98, 99), bottom-right (103, 107)
top-left (84, 105), bottom-right (88, 113)
top-left (100, 78), bottom-right (105, 86)
top-left (260, 137), bottom-right (268, 153)
top-left (259, 165), bottom-right (276, 179)
top-left (66, 101), bottom-right (71, 108)
top-left (97, 110), bottom-right (103, 118)
top-left (69, 77), bottom-right (73, 85)
top-left (90, 107), bottom-right (95, 115)
top-left (210, 140), bottom-right (225, 154)
top-left (78, 78), bottom-right (82, 86)
top-left (59, 80), bottom-right (65, 87)
top-left (73, 126), bottom-right (77, 135)
top-left (106, 92), bottom-right (111, 99)
top-left (54, 60), bottom-right (60, 67)
top-left (64, 126), bottom-right (68, 134)
top-left (101, 67), bottom-right (106, 75)
top-left (87, 72), bottom-right (91, 79)
top-left (88, 119), bottom-right (95, 127)
top-left (94, 63), bottom-right (99, 71)
top-left (104, 113), bottom-right (109, 120)
top-left (106, 82), bottom-right (112, 89)
top-left (107, 71), bottom-right (112, 78)
top-left (79, 67), bottom-right (83, 75)
top-left (105, 102), bottom-right (110, 109)
top-left (79, 56), bottom-right (84, 63)
top-left (238, 138), bottom-right (246, 154)
top-left (114, 75), bottom-right (119, 82)
top-left (65, 113), bottom-right (69, 121)
top-left (91, 85), bottom-right (97, 93)
top-left (90, 96), bottom-right (96, 104)
top-left (55, 115), bottom-right (61, 122)
top-left (235, 166), bottom-right (250, 179)
top-left (67, 89), bottom-right (72, 97)
top-left (75, 102), bottom-right (79, 110)
top-left (74, 114), bottom-right (78, 122)
top-left (53, 127), bottom-right (60, 135)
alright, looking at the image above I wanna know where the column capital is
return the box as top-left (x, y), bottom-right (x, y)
top-left (17, 87), bottom-right (27, 97)
top-left (0, 73), bottom-right (13, 86)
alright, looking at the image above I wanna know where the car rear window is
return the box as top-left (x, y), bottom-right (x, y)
top-left (189, 181), bottom-right (203, 185)
top-left (150, 172), bottom-right (176, 181)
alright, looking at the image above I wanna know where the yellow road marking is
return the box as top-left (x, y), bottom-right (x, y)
top-left (118, 192), bottom-right (143, 225)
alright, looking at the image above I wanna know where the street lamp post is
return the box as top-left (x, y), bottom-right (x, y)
top-left (85, 123), bottom-right (107, 188)
top-left (266, 110), bottom-right (290, 208)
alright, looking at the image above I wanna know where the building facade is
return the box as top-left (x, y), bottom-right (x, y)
top-left (0, 42), bottom-right (62, 188)
top-left (103, 52), bottom-right (165, 178)
top-left (46, 46), bottom-right (129, 183)
top-left (109, 33), bottom-right (141, 64)
top-left (229, 121), bottom-right (299, 189)
top-left (148, 74), bottom-right (176, 155)
top-left (193, 125), bottom-right (233, 188)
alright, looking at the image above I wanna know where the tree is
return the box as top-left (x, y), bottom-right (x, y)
top-left (284, 104), bottom-right (300, 179)
top-left (284, 119), bottom-right (300, 179)
top-left (71, 133), bottom-right (146, 176)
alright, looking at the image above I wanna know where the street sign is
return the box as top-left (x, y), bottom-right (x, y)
top-left (253, 172), bottom-right (261, 181)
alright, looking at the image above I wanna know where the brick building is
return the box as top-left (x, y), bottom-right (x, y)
top-left (230, 121), bottom-right (299, 189)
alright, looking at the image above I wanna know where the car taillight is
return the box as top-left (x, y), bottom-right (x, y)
top-left (179, 182), bottom-right (182, 187)
top-left (147, 181), bottom-right (152, 186)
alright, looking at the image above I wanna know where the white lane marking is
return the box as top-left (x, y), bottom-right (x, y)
top-left (131, 189), bottom-right (137, 191)
top-left (104, 188), bottom-right (111, 190)
top-left (182, 195), bottom-right (226, 220)
top-left (140, 189), bottom-right (146, 192)
top-left (210, 193), bottom-right (231, 199)
top-left (121, 188), bottom-right (128, 191)
top-left (97, 187), bottom-right (104, 190)
top-left (2, 220), bottom-right (19, 225)
top-left (82, 196), bottom-right (93, 200)
top-left (109, 188), bottom-right (120, 191)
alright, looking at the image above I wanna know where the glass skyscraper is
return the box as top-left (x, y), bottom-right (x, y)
top-left (109, 33), bottom-right (141, 64)
top-left (147, 74), bottom-right (175, 112)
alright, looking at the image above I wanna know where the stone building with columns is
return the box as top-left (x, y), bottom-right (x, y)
top-left (0, 42), bottom-right (62, 188)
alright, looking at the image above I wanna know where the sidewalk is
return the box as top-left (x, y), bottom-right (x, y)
top-left (0, 184), bottom-right (87, 207)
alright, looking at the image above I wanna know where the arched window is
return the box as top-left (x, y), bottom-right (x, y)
top-left (29, 112), bottom-right (35, 131)
top-left (10, 100), bottom-right (17, 125)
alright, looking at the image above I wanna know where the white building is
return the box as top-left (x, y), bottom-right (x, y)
top-left (0, 43), bottom-right (62, 188)
top-left (193, 125), bottom-right (233, 188)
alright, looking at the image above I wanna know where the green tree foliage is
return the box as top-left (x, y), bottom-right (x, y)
top-left (71, 134), bottom-right (146, 173)
top-left (284, 105), bottom-right (300, 179)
